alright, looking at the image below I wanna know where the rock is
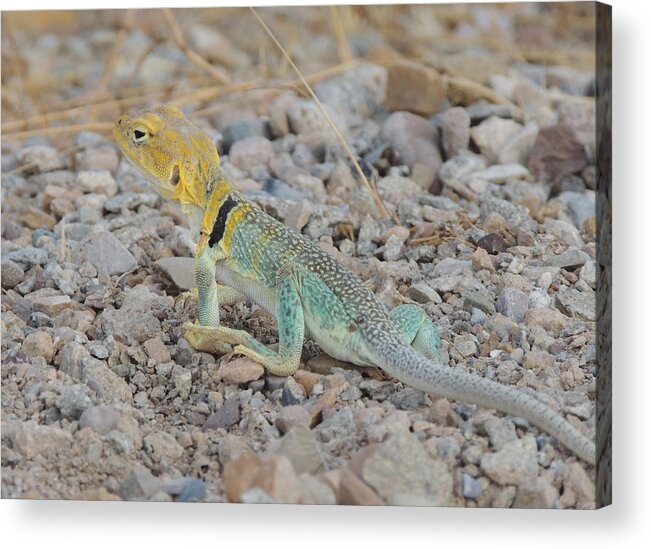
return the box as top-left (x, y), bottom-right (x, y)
top-left (218, 358), bottom-right (264, 385)
top-left (26, 292), bottom-right (73, 317)
top-left (163, 477), bottom-right (207, 502)
top-left (376, 175), bottom-right (423, 204)
top-left (84, 358), bottom-right (133, 402)
top-left (579, 260), bottom-right (597, 288)
top-left (223, 454), bottom-right (302, 504)
top-left (438, 153), bottom-right (485, 185)
top-left (524, 308), bottom-right (568, 337)
top-left (380, 111), bottom-right (442, 172)
top-left (471, 247), bottom-right (496, 272)
top-left (174, 371), bottom-right (192, 400)
top-left (498, 123), bottom-right (539, 165)
top-left (528, 124), bottom-right (588, 182)
top-left (480, 437), bottom-right (539, 486)
top-left (20, 330), bottom-right (54, 362)
top-left (144, 337), bottom-right (172, 363)
top-left (473, 163), bottom-right (529, 184)
top-left (1, 259), bottom-right (25, 289)
top-left (477, 232), bottom-right (508, 254)
top-left (523, 350), bottom-right (555, 370)
top-left (362, 431), bottom-right (453, 506)
top-left (15, 145), bottom-right (65, 173)
top-left (385, 61), bottom-right (446, 116)
top-left (433, 257), bottom-right (472, 276)
top-left (188, 24), bottom-right (250, 69)
top-left (76, 231), bottom-right (137, 276)
top-left (284, 199), bottom-right (313, 231)
top-left (154, 257), bottom-right (195, 291)
top-left (79, 405), bottom-right (119, 435)
top-left (6, 246), bottom-right (48, 269)
top-left (76, 170), bottom-right (118, 196)
top-left (483, 418), bottom-right (518, 450)
top-left (217, 434), bottom-right (252, 466)
top-left (221, 119), bottom-right (270, 152)
top-left (555, 287), bottom-right (595, 321)
top-left (281, 377), bottom-right (307, 405)
top-left (119, 466), bottom-right (161, 501)
top-left (275, 405), bottom-right (311, 434)
top-left (10, 420), bottom-right (73, 459)
top-left (544, 218), bottom-right (584, 248)
top-left (543, 247), bottom-right (589, 269)
top-left (462, 473), bottom-right (482, 499)
top-left (496, 287), bottom-right (529, 322)
top-left (557, 190), bottom-right (596, 229)
top-left (268, 426), bottom-right (325, 475)
top-left (563, 461), bottom-right (595, 504)
top-left (440, 107), bottom-right (470, 158)
top-left (514, 477), bottom-right (559, 508)
top-left (557, 97), bottom-right (596, 149)
top-left (203, 397), bottom-right (240, 430)
top-left (408, 283), bottom-right (442, 304)
top-left (470, 116), bottom-right (522, 163)
top-left (338, 468), bottom-right (383, 506)
top-left (298, 474), bottom-right (337, 505)
top-left (143, 432), bottom-right (184, 463)
top-left (228, 136), bottom-right (275, 172)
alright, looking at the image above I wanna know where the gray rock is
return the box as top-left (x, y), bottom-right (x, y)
top-left (362, 431), bottom-right (453, 506)
top-left (380, 111), bottom-right (442, 172)
top-left (440, 107), bottom-right (470, 158)
top-left (163, 477), bottom-right (207, 502)
top-left (5, 246), bottom-right (49, 269)
top-left (144, 432), bottom-right (184, 463)
top-left (483, 418), bottom-right (518, 450)
top-left (480, 197), bottom-right (531, 227)
top-left (388, 387), bottom-right (429, 410)
top-left (543, 247), bottom-right (589, 269)
top-left (472, 163), bottom-right (529, 184)
top-left (77, 231), bottom-right (137, 276)
top-left (557, 190), bottom-right (596, 229)
top-left (1, 259), bottom-right (25, 289)
top-left (76, 170), bottom-right (118, 196)
top-left (433, 257), bottom-right (472, 276)
top-left (463, 290), bottom-right (496, 314)
top-left (514, 477), bottom-right (559, 509)
top-left (544, 218), bottom-right (584, 248)
top-left (281, 377), bottom-right (306, 405)
top-left (496, 287), bottom-right (529, 322)
top-left (462, 473), bottom-right (482, 499)
top-left (119, 466), bottom-right (161, 501)
top-left (438, 153), bottom-right (485, 185)
top-left (268, 426), bottom-right (325, 475)
top-left (470, 116), bottom-right (522, 163)
top-left (579, 259), bottom-right (597, 288)
top-left (79, 405), bottom-right (119, 434)
top-left (154, 257), bottom-right (195, 291)
top-left (480, 436), bottom-right (539, 486)
top-left (408, 283), bottom-right (442, 304)
top-left (57, 385), bottom-right (93, 420)
top-left (555, 287), bottom-right (595, 321)
top-left (417, 195), bottom-right (461, 211)
top-left (15, 145), bottom-right (65, 173)
top-left (203, 397), bottom-right (240, 430)
top-left (83, 358), bottom-right (133, 402)
top-left (498, 123), bottom-right (539, 165)
top-left (221, 119), bottom-right (270, 152)
top-left (275, 405), bottom-right (311, 434)
top-left (103, 192), bottom-right (159, 213)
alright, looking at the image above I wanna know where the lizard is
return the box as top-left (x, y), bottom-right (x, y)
top-left (113, 105), bottom-right (596, 465)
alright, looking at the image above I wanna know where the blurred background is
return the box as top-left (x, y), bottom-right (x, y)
top-left (1, 3), bottom-right (596, 154)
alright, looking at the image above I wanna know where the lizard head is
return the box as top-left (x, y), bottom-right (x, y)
top-left (113, 105), bottom-right (220, 209)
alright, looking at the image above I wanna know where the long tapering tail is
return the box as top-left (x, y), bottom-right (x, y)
top-left (373, 341), bottom-right (596, 465)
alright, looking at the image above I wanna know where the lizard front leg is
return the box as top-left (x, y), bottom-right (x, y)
top-left (183, 248), bottom-right (253, 355)
top-left (389, 303), bottom-right (441, 362)
top-left (232, 272), bottom-right (305, 376)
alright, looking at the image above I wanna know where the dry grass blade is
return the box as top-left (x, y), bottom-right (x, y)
top-left (249, 7), bottom-right (396, 223)
top-left (447, 75), bottom-right (512, 106)
top-left (2, 123), bottom-right (113, 143)
top-left (162, 8), bottom-right (231, 85)
top-left (329, 5), bottom-right (352, 63)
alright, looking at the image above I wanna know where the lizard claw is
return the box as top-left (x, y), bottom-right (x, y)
top-left (175, 289), bottom-right (198, 309)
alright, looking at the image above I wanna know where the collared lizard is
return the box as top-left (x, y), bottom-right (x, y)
top-left (113, 105), bottom-right (596, 465)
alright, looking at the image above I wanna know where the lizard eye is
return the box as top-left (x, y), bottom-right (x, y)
top-left (131, 125), bottom-right (149, 145)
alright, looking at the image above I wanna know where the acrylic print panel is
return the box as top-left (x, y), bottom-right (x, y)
top-left (0, 2), bottom-right (611, 509)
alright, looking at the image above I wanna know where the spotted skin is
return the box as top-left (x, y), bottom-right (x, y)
top-left (113, 106), bottom-right (596, 465)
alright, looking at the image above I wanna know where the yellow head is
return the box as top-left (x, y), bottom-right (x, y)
top-left (113, 105), bottom-right (220, 208)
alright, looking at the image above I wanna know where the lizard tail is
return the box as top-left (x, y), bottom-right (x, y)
top-left (372, 340), bottom-right (596, 465)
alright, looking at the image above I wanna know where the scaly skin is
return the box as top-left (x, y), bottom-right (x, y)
top-left (113, 106), bottom-right (596, 465)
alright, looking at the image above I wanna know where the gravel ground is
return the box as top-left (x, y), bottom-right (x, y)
top-left (1, 6), bottom-right (598, 508)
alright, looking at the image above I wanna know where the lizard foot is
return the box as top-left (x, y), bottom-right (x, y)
top-left (183, 321), bottom-right (247, 355)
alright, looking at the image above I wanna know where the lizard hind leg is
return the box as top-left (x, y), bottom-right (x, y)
top-left (389, 303), bottom-right (441, 362)
top-left (232, 273), bottom-right (305, 377)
